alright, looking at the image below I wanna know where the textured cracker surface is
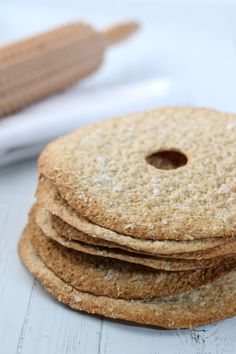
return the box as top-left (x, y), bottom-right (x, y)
top-left (38, 107), bottom-right (236, 240)
top-left (18, 223), bottom-right (236, 329)
top-left (31, 220), bottom-right (236, 299)
top-left (36, 177), bottom-right (231, 256)
top-left (35, 206), bottom-right (227, 271)
top-left (51, 209), bottom-right (236, 261)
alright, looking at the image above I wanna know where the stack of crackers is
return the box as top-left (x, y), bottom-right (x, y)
top-left (19, 107), bottom-right (236, 329)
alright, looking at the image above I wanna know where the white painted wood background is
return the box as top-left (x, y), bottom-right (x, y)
top-left (1, 1), bottom-right (236, 353)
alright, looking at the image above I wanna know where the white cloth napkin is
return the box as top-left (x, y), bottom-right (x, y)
top-left (0, 78), bottom-right (189, 166)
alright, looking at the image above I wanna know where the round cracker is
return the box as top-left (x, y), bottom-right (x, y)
top-left (38, 107), bottom-right (236, 240)
top-left (36, 176), bottom-right (230, 256)
top-left (51, 211), bottom-right (236, 260)
top-left (18, 224), bottom-right (236, 329)
top-left (35, 206), bottom-right (230, 272)
top-left (33, 222), bottom-right (236, 300)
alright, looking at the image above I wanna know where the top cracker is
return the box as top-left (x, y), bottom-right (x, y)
top-left (39, 107), bottom-right (236, 241)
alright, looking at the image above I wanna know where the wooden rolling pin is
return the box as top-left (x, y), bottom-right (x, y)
top-left (0, 21), bottom-right (139, 117)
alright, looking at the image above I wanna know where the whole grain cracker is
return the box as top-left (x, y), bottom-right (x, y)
top-left (32, 220), bottom-right (236, 299)
top-left (38, 107), bottom-right (236, 240)
top-left (51, 208), bottom-right (236, 260)
top-left (35, 206), bottom-right (229, 271)
top-left (36, 177), bottom-right (230, 256)
top-left (19, 224), bottom-right (236, 329)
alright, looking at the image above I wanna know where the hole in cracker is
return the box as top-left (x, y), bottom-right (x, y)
top-left (146, 150), bottom-right (188, 170)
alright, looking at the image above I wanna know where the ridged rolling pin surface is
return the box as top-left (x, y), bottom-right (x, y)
top-left (0, 21), bottom-right (139, 117)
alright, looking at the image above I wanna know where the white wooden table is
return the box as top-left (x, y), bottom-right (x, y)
top-left (1, 1), bottom-right (236, 353)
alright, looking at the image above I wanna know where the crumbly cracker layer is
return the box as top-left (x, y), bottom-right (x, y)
top-left (18, 223), bottom-right (236, 329)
